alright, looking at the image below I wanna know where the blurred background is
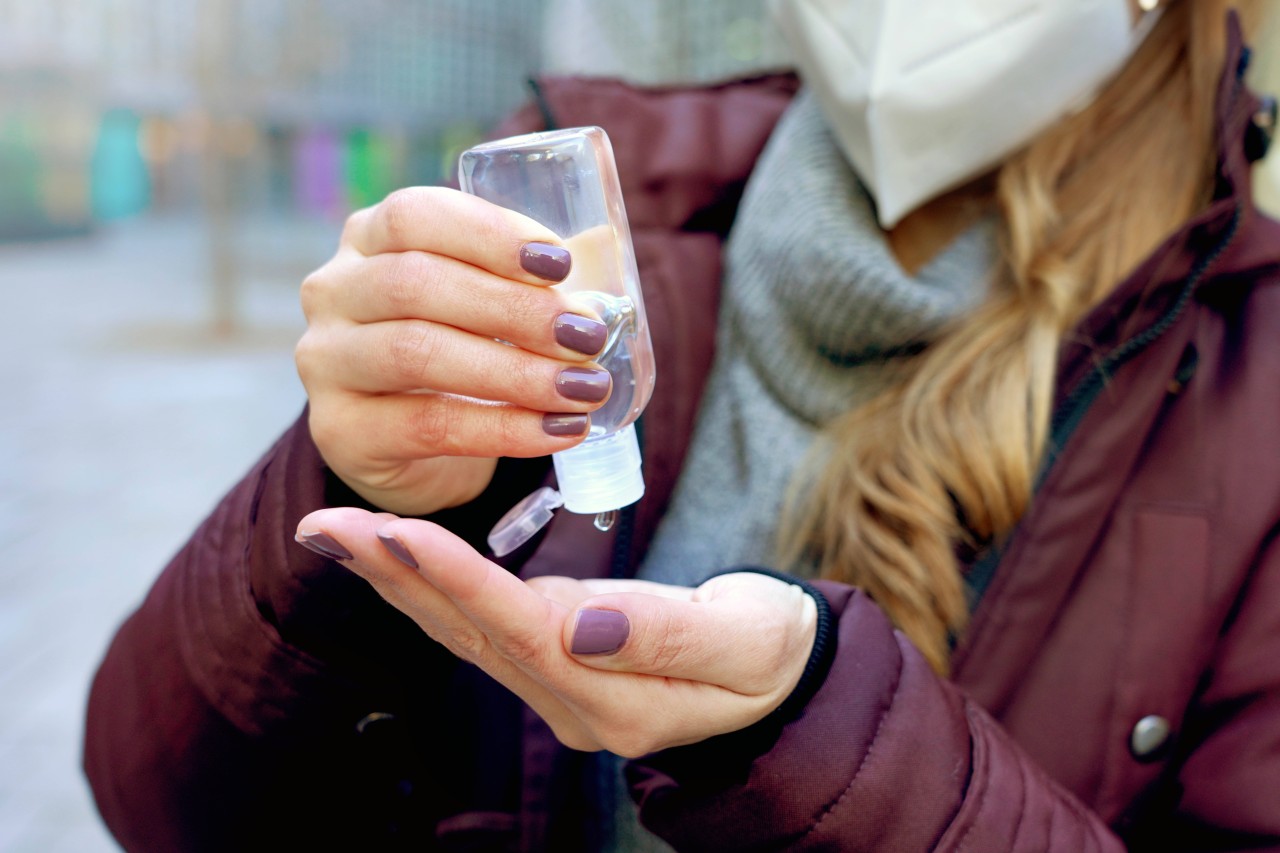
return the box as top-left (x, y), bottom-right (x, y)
top-left (0, 2), bottom-right (1275, 850)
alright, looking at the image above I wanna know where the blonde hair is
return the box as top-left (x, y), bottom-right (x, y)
top-left (778, 0), bottom-right (1267, 674)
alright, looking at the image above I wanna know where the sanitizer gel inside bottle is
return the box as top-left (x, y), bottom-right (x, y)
top-left (458, 126), bottom-right (656, 555)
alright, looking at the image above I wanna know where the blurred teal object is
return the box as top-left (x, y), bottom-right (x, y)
top-left (91, 109), bottom-right (151, 220)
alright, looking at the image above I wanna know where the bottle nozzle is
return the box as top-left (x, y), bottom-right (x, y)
top-left (552, 423), bottom-right (644, 515)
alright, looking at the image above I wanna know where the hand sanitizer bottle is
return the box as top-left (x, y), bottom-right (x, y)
top-left (458, 126), bottom-right (656, 555)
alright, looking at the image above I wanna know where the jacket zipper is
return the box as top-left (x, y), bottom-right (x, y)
top-left (964, 203), bottom-right (1243, 612)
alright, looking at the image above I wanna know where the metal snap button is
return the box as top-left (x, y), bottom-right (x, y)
top-left (1246, 95), bottom-right (1277, 161)
top-left (1130, 715), bottom-right (1172, 761)
top-left (1256, 96), bottom-right (1278, 134)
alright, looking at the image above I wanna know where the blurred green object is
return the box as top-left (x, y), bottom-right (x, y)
top-left (0, 105), bottom-right (94, 242)
top-left (344, 128), bottom-right (397, 209)
top-left (0, 116), bottom-right (42, 235)
top-left (91, 109), bottom-right (151, 221)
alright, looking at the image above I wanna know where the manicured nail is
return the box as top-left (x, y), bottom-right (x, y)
top-left (542, 413), bottom-right (589, 436)
top-left (554, 313), bottom-right (607, 356)
top-left (377, 532), bottom-right (418, 569)
top-left (296, 531), bottom-right (353, 561)
top-left (571, 609), bottom-right (630, 656)
top-left (556, 367), bottom-right (611, 403)
top-left (520, 242), bottom-right (571, 282)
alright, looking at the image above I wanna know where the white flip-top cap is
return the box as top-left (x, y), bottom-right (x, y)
top-left (486, 425), bottom-right (645, 557)
top-left (487, 486), bottom-right (564, 557)
top-left (553, 423), bottom-right (644, 515)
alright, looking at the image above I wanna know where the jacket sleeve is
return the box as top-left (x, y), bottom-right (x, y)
top-left (628, 583), bottom-right (1126, 852)
top-left (83, 408), bottom-right (546, 851)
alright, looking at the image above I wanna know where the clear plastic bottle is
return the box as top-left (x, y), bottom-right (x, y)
top-left (458, 127), bottom-right (656, 554)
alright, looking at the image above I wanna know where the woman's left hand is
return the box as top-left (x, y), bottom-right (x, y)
top-left (296, 508), bottom-right (818, 757)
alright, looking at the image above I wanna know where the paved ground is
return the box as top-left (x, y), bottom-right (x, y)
top-left (0, 213), bottom-right (337, 851)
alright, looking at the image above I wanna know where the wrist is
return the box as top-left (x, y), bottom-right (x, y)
top-left (625, 568), bottom-right (835, 772)
top-left (702, 567), bottom-right (836, 726)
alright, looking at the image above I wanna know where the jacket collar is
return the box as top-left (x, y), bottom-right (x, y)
top-left (1213, 11), bottom-right (1275, 207)
top-left (1053, 12), bottom-right (1280, 394)
top-left (1167, 9), bottom-right (1278, 288)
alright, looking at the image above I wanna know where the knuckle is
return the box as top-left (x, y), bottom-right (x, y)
top-left (379, 188), bottom-right (425, 245)
top-left (445, 627), bottom-right (489, 665)
top-left (384, 321), bottom-right (441, 384)
top-left (636, 613), bottom-right (685, 674)
top-left (491, 406), bottom-right (531, 452)
top-left (512, 353), bottom-right (554, 403)
top-left (338, 209), bottom-right (365, 246)
top-left (408, 398), bottom-right (456, 450)
top-left (498, 626), bottom-right (545, 669)
top-left (380, 252), bottom-right (434, 317)
top-left (467, 200), bottom-right (515, 251)
top-left (298, 269), bottom-right (328, 319)
top-left (293, 331), bottom-right (324, 386)
top-left (338, 217), bottom-right (355, 245)
top-left (497, 286), bottom-right (553, 342)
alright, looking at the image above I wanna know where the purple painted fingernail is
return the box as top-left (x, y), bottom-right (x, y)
top-left (377, 532), bottom-right (418, 569)
top-left (296, 531), bottom-right (353, 561)
top-left (520, 242), bottom-right (571, 282)
top-left (542, 413), bottom-right (589, 436)
top-left (556, 367), bottom-right (611, 403)
top-left (554, 313), bottom-right (607, 356)
top-left (571, 609), bottom-right (630, 656)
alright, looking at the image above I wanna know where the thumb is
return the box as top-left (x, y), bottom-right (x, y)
top-left (564, 579), bottom-right (816, 697)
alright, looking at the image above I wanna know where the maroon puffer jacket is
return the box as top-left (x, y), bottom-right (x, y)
top-left (85, 19), bottom-right (1280, 852)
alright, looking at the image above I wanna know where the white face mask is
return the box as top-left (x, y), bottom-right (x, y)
top-left (769, 0), bottom-right (1162, 228)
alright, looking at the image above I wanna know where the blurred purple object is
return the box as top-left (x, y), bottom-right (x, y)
top-left (294, 128), bottom-right (342, 217)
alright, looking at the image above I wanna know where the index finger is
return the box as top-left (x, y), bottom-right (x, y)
top-left (344, 187), bottom-right (572, 285)
top-left (373, 517), bottom-right (581, 676)
top-left (297, 509), bottom-right (566, 672)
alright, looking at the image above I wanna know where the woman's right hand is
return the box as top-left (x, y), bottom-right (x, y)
top-left (296, 187), bottom-right (613, 517)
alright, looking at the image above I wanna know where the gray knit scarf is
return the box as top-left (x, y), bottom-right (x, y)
top-left (637, 90), bottom-right (995, 588)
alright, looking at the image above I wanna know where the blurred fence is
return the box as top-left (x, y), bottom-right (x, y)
top-left (1, 1), bottom-right (1277, 249)
top-left (0, 0), bottom-right (549, 242)
top-left (0, 0), bottom-right (801, 247)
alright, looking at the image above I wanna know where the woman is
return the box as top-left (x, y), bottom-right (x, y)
top-left (85, 0), bottom-right (1278, 849)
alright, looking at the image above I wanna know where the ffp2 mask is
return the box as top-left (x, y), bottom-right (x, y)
top-left (769, 0), bottom-right (1163, 227)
